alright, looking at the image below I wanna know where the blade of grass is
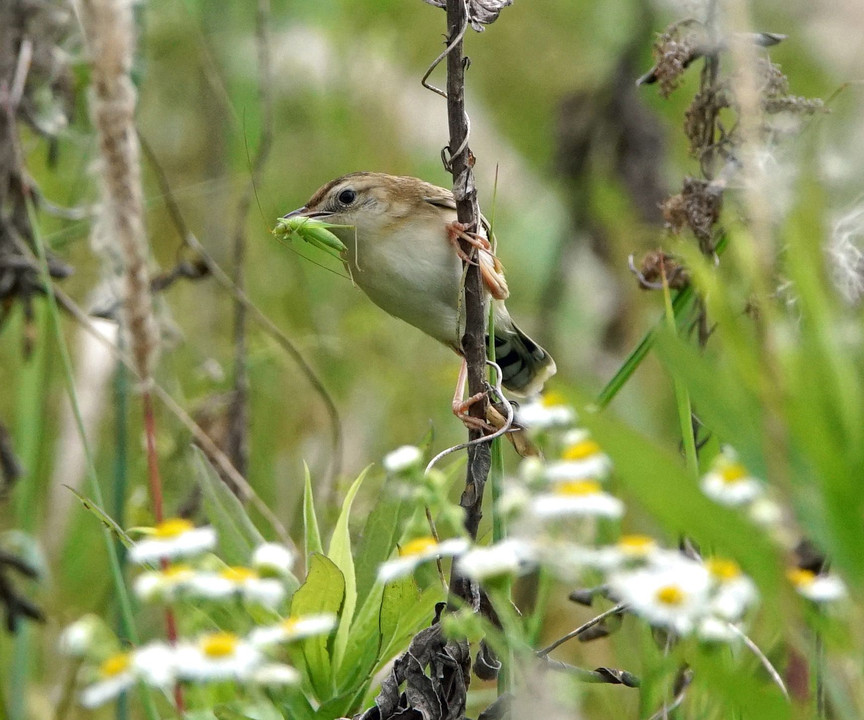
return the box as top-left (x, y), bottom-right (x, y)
top-left (596, 233), bottom-right (729, 409)
top-left (661, 270), bottom-right (698, 476)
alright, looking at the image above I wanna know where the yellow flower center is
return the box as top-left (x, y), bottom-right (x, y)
top-left (164, 564), bottom-right (192, 578)
top-left (617, 535), bottom-right (657, 555)
top-left (562, 440), bottom-right (602, 461)
top-left (787, 568), bottom-right (816, 588)
top-left (707, 558), bottom-right (741, 581)
top-left (201, 632), bottom-right (239, 657)
top-left (100, 653), bottom-right (131, 677)
top-left (400, 537), bottom-right (438, 557)
top-left (153, 518), bottom-right (195, 538)
top-left (280, 617), bottom-right (300, 632)
top-left (221, 566), bottom-right (258, 583)
top-left (542, 391), bottom-right (567, 407)
top-left (554, 479), bottom-right (602, 496)
top-left (656, 585), bottom-right (685, 606)
top-left (719, 463), bottom-right (749, 484)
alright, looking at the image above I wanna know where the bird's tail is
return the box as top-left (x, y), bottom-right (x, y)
top-left (491, 308), bottom-right (556, 396)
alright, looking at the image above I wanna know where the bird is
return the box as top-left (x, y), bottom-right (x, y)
top-left (284, 172), bottom-right (556, 423)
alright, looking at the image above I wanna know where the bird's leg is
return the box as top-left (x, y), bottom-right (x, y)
top-left (446, 220), bottom-right (492, 264)
top-left (452, 357), bottom-right (494, 432)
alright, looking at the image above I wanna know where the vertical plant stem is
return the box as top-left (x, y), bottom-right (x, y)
top-left (142, 393), bottom-right (164, 521)
top-left (444, 0), bottom-right (491, 547)
top-left (662, 269), bottom-right (699, 475)
top-left (74, 0), bottom-right (180, 707)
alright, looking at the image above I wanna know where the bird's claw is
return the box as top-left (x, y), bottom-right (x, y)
top-left (446, 221), bottom-right (491, 264)
top-left (452, 390), bottom-right (495, 432)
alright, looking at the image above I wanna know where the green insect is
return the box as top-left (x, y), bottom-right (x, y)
top-left (272, 215), bottom-right (351, 261)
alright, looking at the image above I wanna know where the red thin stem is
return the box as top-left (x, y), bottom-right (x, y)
top-left (142, 390), bottom-right (164, 522)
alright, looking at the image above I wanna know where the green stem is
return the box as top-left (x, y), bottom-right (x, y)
top-left (661, 277), bottom-right (698, 476)
top-left (488, 307), bottom-right (512, 694)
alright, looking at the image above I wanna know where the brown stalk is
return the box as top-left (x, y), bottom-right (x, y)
top-left (74, 0), bottom-right (179, 706)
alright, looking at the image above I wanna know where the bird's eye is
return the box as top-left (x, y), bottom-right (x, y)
top-left (337, 188), bottom-right (356, 205)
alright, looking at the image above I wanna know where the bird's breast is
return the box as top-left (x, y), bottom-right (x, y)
top-left (344, 220), bottom-right (470, 349)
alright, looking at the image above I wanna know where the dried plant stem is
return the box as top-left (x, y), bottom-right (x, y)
top-left (444, 0), bottom-right (490, 546)
top-left (536, 604), bottom-right (626, 658)
top-left (74, 0), bottom-right (165, 520)
top-left (75, 1), bottom-right (174, 704)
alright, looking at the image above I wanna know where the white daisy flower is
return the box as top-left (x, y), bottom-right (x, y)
top-left (517, 457), bottom-right (547, 485)
top-left (697, 616), bottom-right (739, 643)
top-left (80, 653), bottom-right (136, 708)
top-left (128, 518), bottom-right (217, 565)
top-left (700, 457), bottom-right (763, 507)
top-left (456, 539), bottom-right (535, 581)
top-left (60, 615), bottom-right (106, 658)
top-left (186, 567), bottom-right (287, 609)
top-left (249, 613), bottom-right (337, 647)
top-left (383, 445), bottom-right (423, 474)
top-left (748, 497), bottom-right (783, 527)
top-left (705, 558), bottom-right (758, 621)
top-left (515, 394), bottom-right (577, 429)
top-left (586, 535), bottom-right (662, 570)
top-left (609, 557), bottom-right (712, 636)
top-left (252, 543), bottom-right (296, 577)
top-left (544, 438), bottom-right (613, 482)
top-left (530, 480), bottom-right (624, 520)
top-left (787, 569), bottom-right (847, 603)
top-left (133, 564), bottom-right (197, 603)
top-left (175, 632), bottom-right (263, 683)
top-left (250, 663), bottom-right (301, 687)
top-left (132, 642), bottom-right (177, 690)
top-left (496, 484), bottom-right (532, 516)
top-left (377, 537), bottom-right (469, 583)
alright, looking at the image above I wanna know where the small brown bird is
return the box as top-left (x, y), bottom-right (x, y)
top-left (286, 172), bottom-right (556, 418)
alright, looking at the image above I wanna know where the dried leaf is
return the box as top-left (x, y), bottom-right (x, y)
top-left (422, 0), bottom-right (514, 31)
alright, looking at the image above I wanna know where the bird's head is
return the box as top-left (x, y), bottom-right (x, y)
top-left (285, 172), bottom-right (450, 245)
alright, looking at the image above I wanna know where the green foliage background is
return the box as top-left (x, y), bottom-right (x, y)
top-left (1, 0), bottom-right (863, 717)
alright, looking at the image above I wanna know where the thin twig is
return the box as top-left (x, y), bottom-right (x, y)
top-left (137, 134), bottom-right (344, 485)
top-left (540, 657), bottom-right (640, 687)
top-left (442, 0), bottom-right (491, 550)
top-left (227, 0), bottom-right (275, 482)
top-left (724, 623), bottom-right (789, 700)
top-left (536, 603), bottom-right (626, 658)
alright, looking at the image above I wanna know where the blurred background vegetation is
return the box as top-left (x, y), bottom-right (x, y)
top-left (1, 0), bottom-right (863, 716)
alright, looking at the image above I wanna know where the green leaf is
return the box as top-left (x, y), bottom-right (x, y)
top-left (314, 690), bottom-right (364, 720)
top-left (290, 553), bottom-right (345, 700)
top-left (353, 480), bottom-right (412, 603)
top-left (327, 467), bottom-right (369, 670)
top-left (65, 487), bottom-right (135, 549)
top-left (193, 448), bottom-right (265, 566)
top-left (275, 694), bottom-right (316, 720)
top-left (336, 582), bottom-right (383, 692)
top-left (378, 583), bottom-right (442, 664)
top-left (303, 463), bottom-right (323, 563)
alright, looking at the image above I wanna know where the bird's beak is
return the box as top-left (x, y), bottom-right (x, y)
top-left (283, 206), bottom-right (333, 220)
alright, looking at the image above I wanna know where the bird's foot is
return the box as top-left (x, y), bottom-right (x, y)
top-left (446, 221), bottom-right (491, 264)
top-left (452, 391), bottom-right (495, 432)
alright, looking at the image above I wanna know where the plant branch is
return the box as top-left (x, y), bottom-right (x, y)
top-left (444, 0), bottom-right (491, 549)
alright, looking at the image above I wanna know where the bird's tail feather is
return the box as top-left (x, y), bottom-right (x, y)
top-left (491, 317), bottom-right (556, 396)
